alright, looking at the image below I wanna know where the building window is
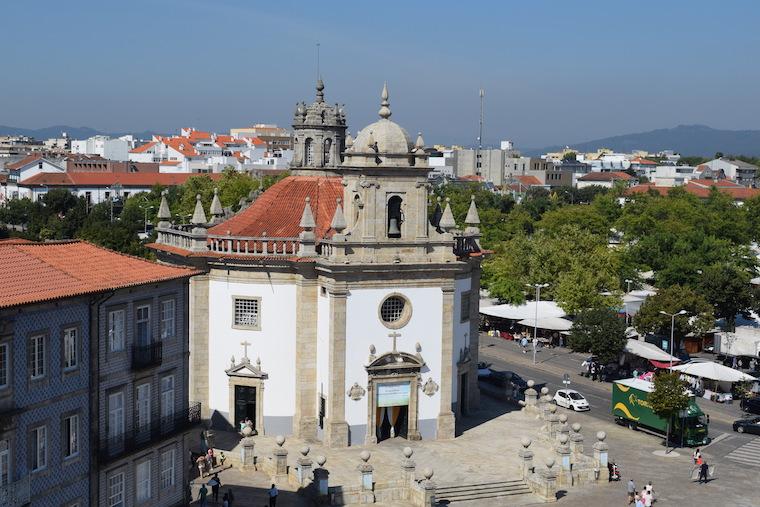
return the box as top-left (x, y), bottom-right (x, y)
top-left (136, 459), bottom-right (151, 502)
top-left (160, 375), bottom-right (175, 423)
top-left (160, 448), bottom-right (175, 488)
top-left (108, 391), bottom-right (125, 442)
top-left (29, 335), bottom-right (45, 380)
top-left (160, 299), bottom-right (175, 340)
top-left (108, 472), bottom-right (125, 507)
top-left (379, 294), bottom-right (412, 329)
top-left (233, 297), bottom-right (260, 329)
top-left (31, 425), bottom-right (47, 472)
top-left (0, 343), bottom-right (8, 390)
top-left (0, 439), bottom-right (9, 487)
top-left (305, 138), bottom-right (314, 166)
top-left (461, 291), bottom-right (471, 323)
top-left (136, 383), bottom-right (151, 432)
top-left (136, 305), bottom-right (151, 346)
top-left (63, 414), bottom-right (79, 459)
top-left (63, 327), bottom-right (78, 370)
top-left (108, 310), bottom-right (125, 352)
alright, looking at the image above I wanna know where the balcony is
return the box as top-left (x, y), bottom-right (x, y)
top-left (131, 341), bottom-right (162, 370)
top-left (0, 475), bottom-right (31, 507)
top-left (99, 402), bottom-right (201, 464)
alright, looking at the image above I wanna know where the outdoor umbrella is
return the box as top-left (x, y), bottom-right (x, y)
top-left (670, 361), bottom-right (757, 383)
top-left (480, 301), bottom-right (566, 320)
top-left (517, 316), bottom-right (573, 331)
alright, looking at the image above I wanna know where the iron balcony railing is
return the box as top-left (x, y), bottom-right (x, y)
top-left (131, 341), bottom-right (162, 370)
top-left (99, 402), bottom-right (201, 464)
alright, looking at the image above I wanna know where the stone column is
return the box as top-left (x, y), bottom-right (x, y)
top-left (294, 277), bottom-right (318, 440)
top-left (569, 423), bottom-right (584, 456)
top-left (326, 288), bottom-right (349, 448)
top-left (296, 446), bottom-right (313, 487)
top-left (358, 451), bottom-right (375, 503)
top-left (313, 455), bottom-right (330, 499)
top-left (538, 387), bottom-right (550, 419)
top-left (420, 468), bottom-right (437, 507)
top-left (189, 275), bottom-right (210, 419)
top-left (556, 433), bottom-right (572, 486)
top-left (437, 285), bottom-right (456, 440)
top-left (522, 380), bottom-right (538, 413)
top-left (592, 431), bottom-right (609, 481)
top-left (467, 264), bottom-right (482, 411)
top-left (539, 458), bottom-right (558, 503)
top-left (518, 437), bottom-right (534, 479)
top-left (240, 427), bottom-right (256, 470)
top-left (272, 435), bottom-right (289, 483)
top-left (401, 447), bottom-right (416, 485)
top-left (546, 405), bottom-right (560, 439)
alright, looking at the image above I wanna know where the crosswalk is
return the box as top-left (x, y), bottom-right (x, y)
top-left (725, 437), bottom-right (760, 468)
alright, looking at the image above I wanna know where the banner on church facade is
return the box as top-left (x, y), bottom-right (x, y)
top-left (377, 382), bottom-right (411, 407)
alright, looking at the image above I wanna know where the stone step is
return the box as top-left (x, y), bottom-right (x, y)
top-left (437, 488), bottom-right (533, 503)
top-left (437, 479), bottom-right (525, 493)
top-left (436, 480), bottom-right (532, 502)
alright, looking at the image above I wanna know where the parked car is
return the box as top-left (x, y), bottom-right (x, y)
top-left (733, 416), bottom-right (760, 434)
top-left (477, 362), bottom-right (492, 378)
top-left (553, 389), bottom-right (590, 411)
top-left (740, 397), bottom-right (760, 415)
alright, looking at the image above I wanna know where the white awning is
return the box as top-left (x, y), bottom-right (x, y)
top-left (480, 301), bottom-right (566, 320)
top-left (517, 316), bottom-right (573, 331)
top-left (670, 361), bottom-right (757, 383)
top-left (624, 339), bottom-right (680, 362)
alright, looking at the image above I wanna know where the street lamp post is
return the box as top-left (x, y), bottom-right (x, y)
top-left (143, 205), bottom-right (155, 234)
top-left (624, 279), bottom-right (633, 326)
top-left (659, 310), bottom-right (687, 369)
top-left (527, 283), bottom-right (549, 365)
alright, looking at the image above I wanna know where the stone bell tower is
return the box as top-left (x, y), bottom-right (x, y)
top-left (291, 79), bottom-right (348, 172)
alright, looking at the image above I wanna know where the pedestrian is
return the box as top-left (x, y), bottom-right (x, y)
top-left (222, 492), bottom-right (230, 507)
top-left (196, 455), bottom-right (207, 478)
top-left (591, 362), bottom-right (598, 381)
top-left (634, 494), bottom-right (644, 507)
top-left (201, 430), bottom-right (208, 454)
top-left (607, 461), bottom-right (614, 482)
top-left (692, 448), bottom-right (701, 465)
top-left (598, 363), bottom-right (605, 382)
top-left (698, 460), bottom-right (709, 484)
top-left (627, 479), bottom-right (636, 504)
top-left (227, 488), bottom-right (235, 507)
top-left (198, 483), bottom-right (208, 507)
top-left (206, 448), bottom-right (215, 472)
top-left (645, 480), bottom-right (653, 499)
top-left (268, 483), bottom-right (279, 507)
top-left (211, 473), bottom-right (222, 503)
top-left (220, 451), bottom-right (226, 468)
top-left (642, 488), bottom-right (653, 507)
top-left (521, 335), bottom-right (528, 353)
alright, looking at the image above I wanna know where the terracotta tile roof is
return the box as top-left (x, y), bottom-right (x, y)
top-left (0, 240), bottom-right (199, 309)
top-left (165, 137), bottom-right (199, 157)
top-left (458, 175), bottom-right (483, 182)
top-left (0, 173), bottom-right (7, 184)
top-left (209, 175), bottom-right (342, 239)
top-left (19, 171), bottom-right (222, 188)
top-left (624, 183), bottom-right (760, 201)
top-left (160, 160), bottom-right (181, 166)
top-left (6, 153), bottom-right (43, 170)
top-left (630, 157), bottom-right (657, 165)
top-left (0, 238), bottom-right (34, 244)
top-left (515, 175), bottom-right (542, 186)
top-left (246, 137), bottom-right (267, 146)
top-left (689, 178), bottom-right (742, 188)
top-left (187, 130), bottom-right (212, 141)
top-left (129, 141), bottom-right (158, 154)
top-left (578, 171), bottom-right (634, 182)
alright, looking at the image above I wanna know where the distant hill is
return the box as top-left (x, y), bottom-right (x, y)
top-left (0, 125), bottom-right (164, 141)
top-left (526, 125), bottom-right (760, 157)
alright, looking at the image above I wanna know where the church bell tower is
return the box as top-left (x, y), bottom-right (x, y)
top-left (291, 79), bottom-right (347, 172)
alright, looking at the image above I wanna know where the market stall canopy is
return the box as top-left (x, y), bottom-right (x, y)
top-left (518, 316), bottom-right (573, 331)
top-left (624, 339), bottom-right (680, 363)
top-left (480, 301), bottom-right (566, 320)
top-left (670, 361), bottom-right (757, 383)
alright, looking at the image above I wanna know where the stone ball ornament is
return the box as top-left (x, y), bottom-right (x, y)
top-left (527, 380), bottom-right (535, 388)
top-left (423, 467), bottom-right (434, 480)
top-left (549, 404), bottom-right (557, 414)
top-left (541, 387), bottom-right (549, 395)
top-left (558, 433), bottom-right (569, 445)
top-left (521, 437), bottom-right (532, 449)
top-left (559, 414), bottom-right (568, 423)
top-left (597, 431), bottom-right (607, 442)
top-left (403, 447), bottom-right (413, 458)
top-left (276, 435), bottom-right (285, 447)
top-left (572, 422), bottom-right (582, 432)
top-left (360, 450), bottom-right (371, 462)
top-left (545, 457), bottom-right (555, 469)
top-left (316, 455), bottom-right (327, 467)
top-left (300, 446), bottom-right (310, 457)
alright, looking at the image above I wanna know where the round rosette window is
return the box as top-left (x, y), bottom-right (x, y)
top-left (379, 293), bottom-right (412, 329)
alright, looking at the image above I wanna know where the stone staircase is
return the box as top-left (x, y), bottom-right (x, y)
top-left (435, 479), bottom-right (533, 504)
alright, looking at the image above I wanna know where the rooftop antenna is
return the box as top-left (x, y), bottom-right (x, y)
top-left (476, 88), bottom-right (484, 176)
top-left (316, 42), bottom-right (321, 80)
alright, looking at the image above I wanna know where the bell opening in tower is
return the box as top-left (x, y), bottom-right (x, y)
top-left (387, 195), bottom-right (403, 238)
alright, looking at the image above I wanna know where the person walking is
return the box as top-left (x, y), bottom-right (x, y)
top-left (698, 460), bottom-right (709, 484)
top-left (210, 473), bottom-right (222, 503)
top-left (692, 448), bottom-right (701, 465)
top-left (521, 335), bottom-right (528, 353)
top-left (198, 483), bottom-right (208, 507)
top-left (634, 494), bottom-right (645, 507)
top-left (222, 493), bottom-right (230, 507)
top-left (627, 479), bottom-right (636, 504)
top-left (591, 362), bottom-right (598, 381)
top-left (268, 484), bottom-right (279, 507)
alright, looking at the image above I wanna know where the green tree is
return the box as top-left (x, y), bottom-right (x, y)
top-left (648, 371), bottom-right (690, 451)
top-left (568, 308), bottom-right (627, 363)
top-left (561, 151), bottom-right (577, 161)
top-left (634, 285), bottom-right (714, 352)
top-left (698, 263), bottom-right (754, 331)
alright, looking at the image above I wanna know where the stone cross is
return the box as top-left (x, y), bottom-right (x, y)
top-left (388, 331), bottom-right (401, 353)
top-left (241, 340), bottom-right (252, 360)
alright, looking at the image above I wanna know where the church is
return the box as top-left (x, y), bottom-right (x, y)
top-left (151, 80), bottom-right (484, 447)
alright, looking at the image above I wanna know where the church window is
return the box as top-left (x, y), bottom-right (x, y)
top-left (233, 297), bottom-right (261, 330)
top-left (387, 196), bottom-right (403, 239)
top-left (379, 294), bottom-right (412, 329)
top-left (305, 138), bottom-right (314, 166)
top-left (323, 138), bottom-right (332, 165)
top-left (460, 291), bottom-right (471, 323)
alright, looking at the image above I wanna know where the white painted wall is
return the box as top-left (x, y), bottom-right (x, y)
top-left (452, 276), bottom-right (472, 404)
top-left (316, 288), bottom-right (330, 434)
top-left (208, 278), bottom-right (297, 424)
top-left (344, 287), bottom-right (443, 430)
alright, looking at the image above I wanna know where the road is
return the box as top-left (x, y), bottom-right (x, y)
top-left (478, 333), bottom-right (758, 466)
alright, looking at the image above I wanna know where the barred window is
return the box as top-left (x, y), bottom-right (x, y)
top-left (380, 296), bottom-right (405, 323)
top-left (108, 472), bottom-right (125, 507)
top-left (160, 448), bottom-right (175, 488)
top-left (460, 291), bottom-right (471, 323)
top-left (234, 298), bottom-right (260, 329)
top-left (63, 328), bottom-right (78, 370)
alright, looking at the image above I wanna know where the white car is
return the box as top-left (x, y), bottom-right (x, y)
top-left (554, 389), bottom-right (590, 411)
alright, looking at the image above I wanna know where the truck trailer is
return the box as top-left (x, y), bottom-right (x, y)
top-left (611, 378), bottom-right (709, 446)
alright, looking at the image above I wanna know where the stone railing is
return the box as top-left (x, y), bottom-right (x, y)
top-left (208, 234), bottom-right (301, 256)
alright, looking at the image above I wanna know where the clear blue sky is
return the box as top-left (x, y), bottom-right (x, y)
top-left (2, 0), bottom-right (759, 148)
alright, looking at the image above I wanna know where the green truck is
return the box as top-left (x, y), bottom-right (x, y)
top-left (611, 378), bottom-right (710, 446)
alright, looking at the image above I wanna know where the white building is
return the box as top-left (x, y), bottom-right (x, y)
top-left (3, 153), bottom-right (65, 199)
top-left (702, 158), bottom-right (758, 187)
top-left (71, 135), bottom-right (136, 161)
top-left (151, 81), bottom-right (483, 447)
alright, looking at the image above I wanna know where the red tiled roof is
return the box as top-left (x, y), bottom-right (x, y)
top-left (19, 172), bottom-right (223, 188)
top-left (630, 157), bottom-right (656, 165)
top-left (165, 137), bottom-right (199, 157)
top-left (578, 171), bottom-right (634, 182)
top-left (247, 137), bottom-right (267, 146)
top-left (160, 160), bottom-right (181, 166)
top-left (625, 183), bottom-right (760, 201)
top-left (515, 175), bottom-right (542, 186)
top-left (0, 240), bottom-right (198, 309)
top-left (458, 175), bottom-right (483, 182)
top-left (209, 176), bottom-right (342, 239)
top-left (689, 179), bottom-right (742, 188)
top-left (6, 153), bottom-right (43, 170)
top-left (0, 238), bottom-right (34, 244)
top-left (187, 130), bottom-right (212, 141)
top-left (129, 141), bottom-right (158, 154)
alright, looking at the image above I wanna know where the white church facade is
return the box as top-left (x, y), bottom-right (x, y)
top-left (151, 80), bottom-right (484, 447)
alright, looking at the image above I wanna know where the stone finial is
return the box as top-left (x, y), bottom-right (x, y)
top-left (345, 132), bottom-right (354, 149)
top-left (378, 82), bottom-right (391, 119)
top-left (527, 380), bottom-right (535, 388)
top-left (596, 431), bottom-right (607, 442)
top-left (571, 422), bottom-right (582, 432)
top-left (360, 450), bottom-right (371, 463)
top-left (558, 433), bottom-right (569, 445)
top-left (541, 387), bottom-right (549, 395)
top-left (300, 446), bottom-right (310, 457)
top-left (559, 414), bottom-right (568, 424)
top-left (423, 468), bottom-right (434, 480)
top-left (299, 197), bottom-right (316, 230)
top-left (521, 437), bottom-right (532, 449)
top-left (403, 447), bottom-right (413, 458)
top-left (549, 404), bottom-right (557, 414)
top-left (330, 198), bottom-right (347, 233)
top-left (191, 194), bottom-right (207, 225)
top-left (316, 455), bottom-right (327, 467)
top-left (545, 457), bottom-right (555, 469)
top-left (276, 435), bottom-right (286, 447)
top-left (438, 198), bottom-right (456, 231)
top-left (415, 132), bottom-right (425, 152)
top-left (158, 189), bottom-right (171, 221)
top-left (465, 195), bottom-right (481, 226)
top-left (210, 187), bottom-right (224, 220)
top-left (316, 78), bottom-right (325, 103)
top-left (367, 130), bottom-right (375, 149)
